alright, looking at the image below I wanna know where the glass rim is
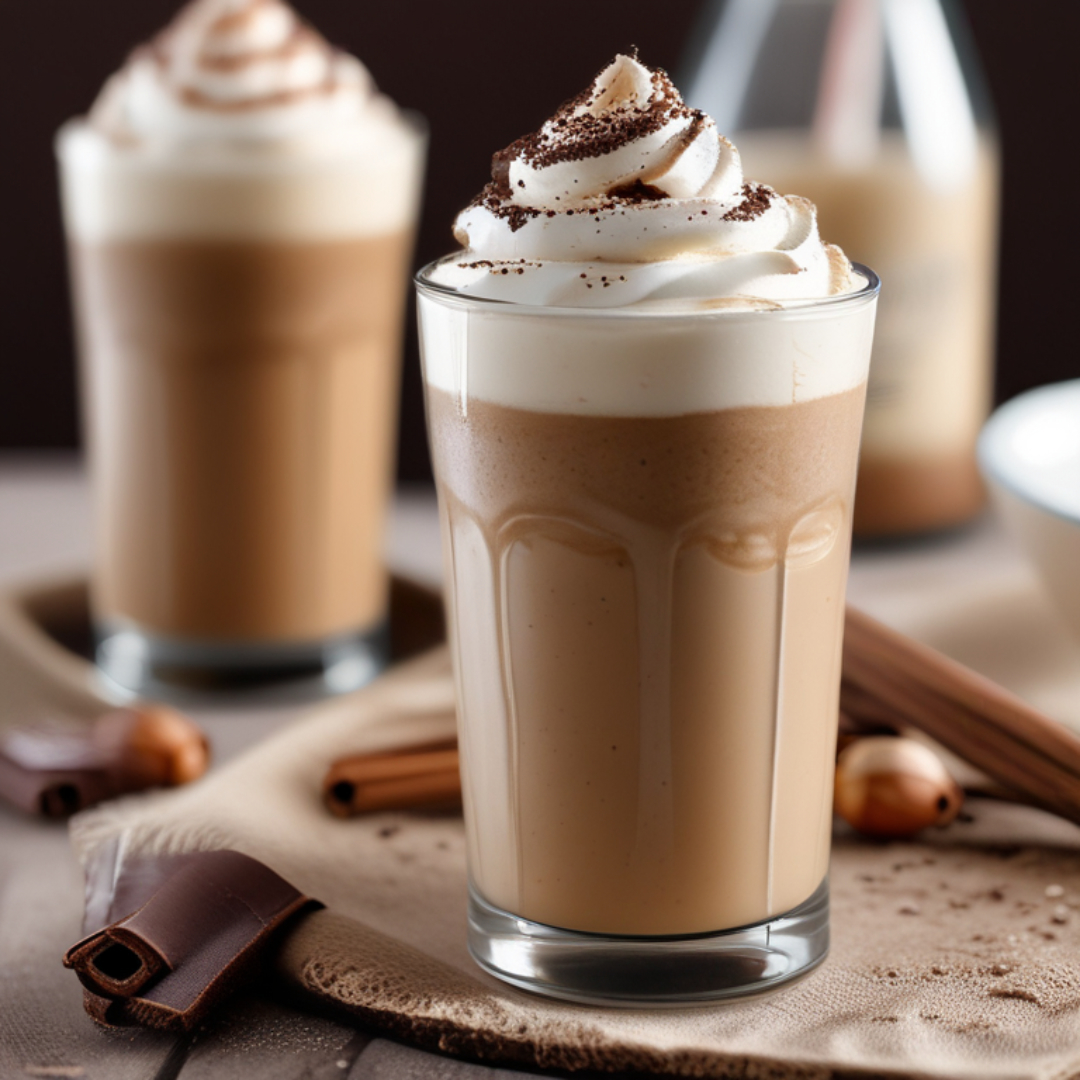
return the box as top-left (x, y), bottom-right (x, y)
top-left (414, 256), bottom-right (880, 320)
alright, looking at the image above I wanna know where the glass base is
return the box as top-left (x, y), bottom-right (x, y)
top-left (94, 619), bottom-right (389, 702)
top-left (468, 879), bottom-right (829, 1006)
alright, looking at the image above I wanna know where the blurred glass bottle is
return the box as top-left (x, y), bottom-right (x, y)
top-left (682, 0), bottom-right (1000, 537)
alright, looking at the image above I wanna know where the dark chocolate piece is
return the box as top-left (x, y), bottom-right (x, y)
top-left (0, 736), bottom-right (113, 817)
top-left (65, 848), bottom-right (319, 1031)
top-left (0, 707), bottom-right (209, 818)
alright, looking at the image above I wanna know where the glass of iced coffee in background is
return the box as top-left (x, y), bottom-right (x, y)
top-left (419, 55), bottom-right (878, 1003)
top-left (57, 0), bottom-right (425, 695)
top-left (683, 0), bottom-right (999, 538)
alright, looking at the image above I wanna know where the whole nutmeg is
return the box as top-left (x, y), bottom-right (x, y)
top-left (834, 736), bottom-right (963, 839)
top-left (98, 706), bottom-right (210, 787)
top-left (129, 704), bottom-right (210, 785)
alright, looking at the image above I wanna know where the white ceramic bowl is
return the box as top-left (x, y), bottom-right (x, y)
top-left (978, 380), bottom-right (1080, 641)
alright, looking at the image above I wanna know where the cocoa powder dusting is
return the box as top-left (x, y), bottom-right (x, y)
top-left (722, 182), bottom-right (774, 222)
top-left (469, 184), bottom-right (544, 233)
top-left (489, 63), bottom-right (702, 173)
top-left (606, 179), bottom-right (668, 203)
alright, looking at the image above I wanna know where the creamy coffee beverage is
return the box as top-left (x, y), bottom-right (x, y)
top-left (428, 386), bottom-right (865, 934)
top-left (738, 132), bottom-right (999, 537)
top-left (58, 0), bottom-right (424, 688)
top-left (418, 54), bottom-right (877, 996)
top-left (72, 236), bottom-right (409, 643)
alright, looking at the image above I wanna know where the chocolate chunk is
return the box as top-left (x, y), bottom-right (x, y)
top-left (0, 708), bottom-right (208, 819)
top-left (490, 146), bottom-right (514, 198)
top-left (64, 848), bottom-right (319, 1031)
top-left (0, 732), bottom-right (112, 817)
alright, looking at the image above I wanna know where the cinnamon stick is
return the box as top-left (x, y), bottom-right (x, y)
top-left (841, 605), bottom-right (1080, 825)
top-left (323, 740), bottom-right (460, 817)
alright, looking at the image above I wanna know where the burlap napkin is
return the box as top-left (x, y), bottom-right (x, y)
top-left (65, 634), bottom-right (1080, 1080)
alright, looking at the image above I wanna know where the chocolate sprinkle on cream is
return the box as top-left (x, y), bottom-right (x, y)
top-left (469, 178), bottom-right (702, 234)
top-left (722, 183), bottom-right (774, 222)
top-left (502, 67), bottom-right (702, 171)
top-left (470, 184), bottom-right (544, 233)
top-left (607, 179), bottom-right (668, 203)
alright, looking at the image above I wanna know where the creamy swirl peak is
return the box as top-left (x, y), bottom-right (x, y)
top-left (90, 0), bottom-right (396, 145)
top-left (492, 54), bottom-right (741, 207)
top-left (433, 53), bottom-right (855, 308)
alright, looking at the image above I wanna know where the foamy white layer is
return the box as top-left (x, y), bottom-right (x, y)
top-left (56, 0), bottom-right (423, 240)
top-left (418, 288), bottom-right (877, 415)
top-left (57, 118), bottom-right (424, 240)
top-left (436, 54), bottom-right (854, 308)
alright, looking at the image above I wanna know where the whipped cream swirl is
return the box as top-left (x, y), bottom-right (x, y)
top-left (432, 54), bottom-right (855, 308)
top-left (58, 0), bottom-right (425, 240)
top-left (90, 0), bottom-right (399, 147)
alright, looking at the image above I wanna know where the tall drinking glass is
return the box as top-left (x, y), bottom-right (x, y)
top-left (57, 118), bottom-right (425, 698)
top-left (418, 263), bottom-right (879, 1003)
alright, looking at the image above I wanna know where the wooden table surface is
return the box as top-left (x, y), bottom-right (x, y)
top-left (3, 454), bottom-right (1078, 1080)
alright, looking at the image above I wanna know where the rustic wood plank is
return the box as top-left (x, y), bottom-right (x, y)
top-left (0, 805), bottom-right (180, 1080)
top-left (350, 1039), bottom-right (565, 1080)
top-left (176, 995), bottom-right (369, 1079)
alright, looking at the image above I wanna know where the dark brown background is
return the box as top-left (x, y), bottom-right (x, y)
top-left (1, 1), bottom-right (1077, 482)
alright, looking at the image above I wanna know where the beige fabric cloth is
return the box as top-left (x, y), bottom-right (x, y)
top-left (0, 576), bottom-right (114, 729)
top-left (69, 645), bottom-right (1080, 1080)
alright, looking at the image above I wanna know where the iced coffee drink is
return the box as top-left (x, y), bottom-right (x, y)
top-left (417, 55), bottom-right (878, 1002)
top-left (57, 0), bottom-right (424, 693)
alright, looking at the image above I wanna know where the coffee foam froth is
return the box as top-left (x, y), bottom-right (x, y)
top-left (418, 286), bottom-right (877, 415)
